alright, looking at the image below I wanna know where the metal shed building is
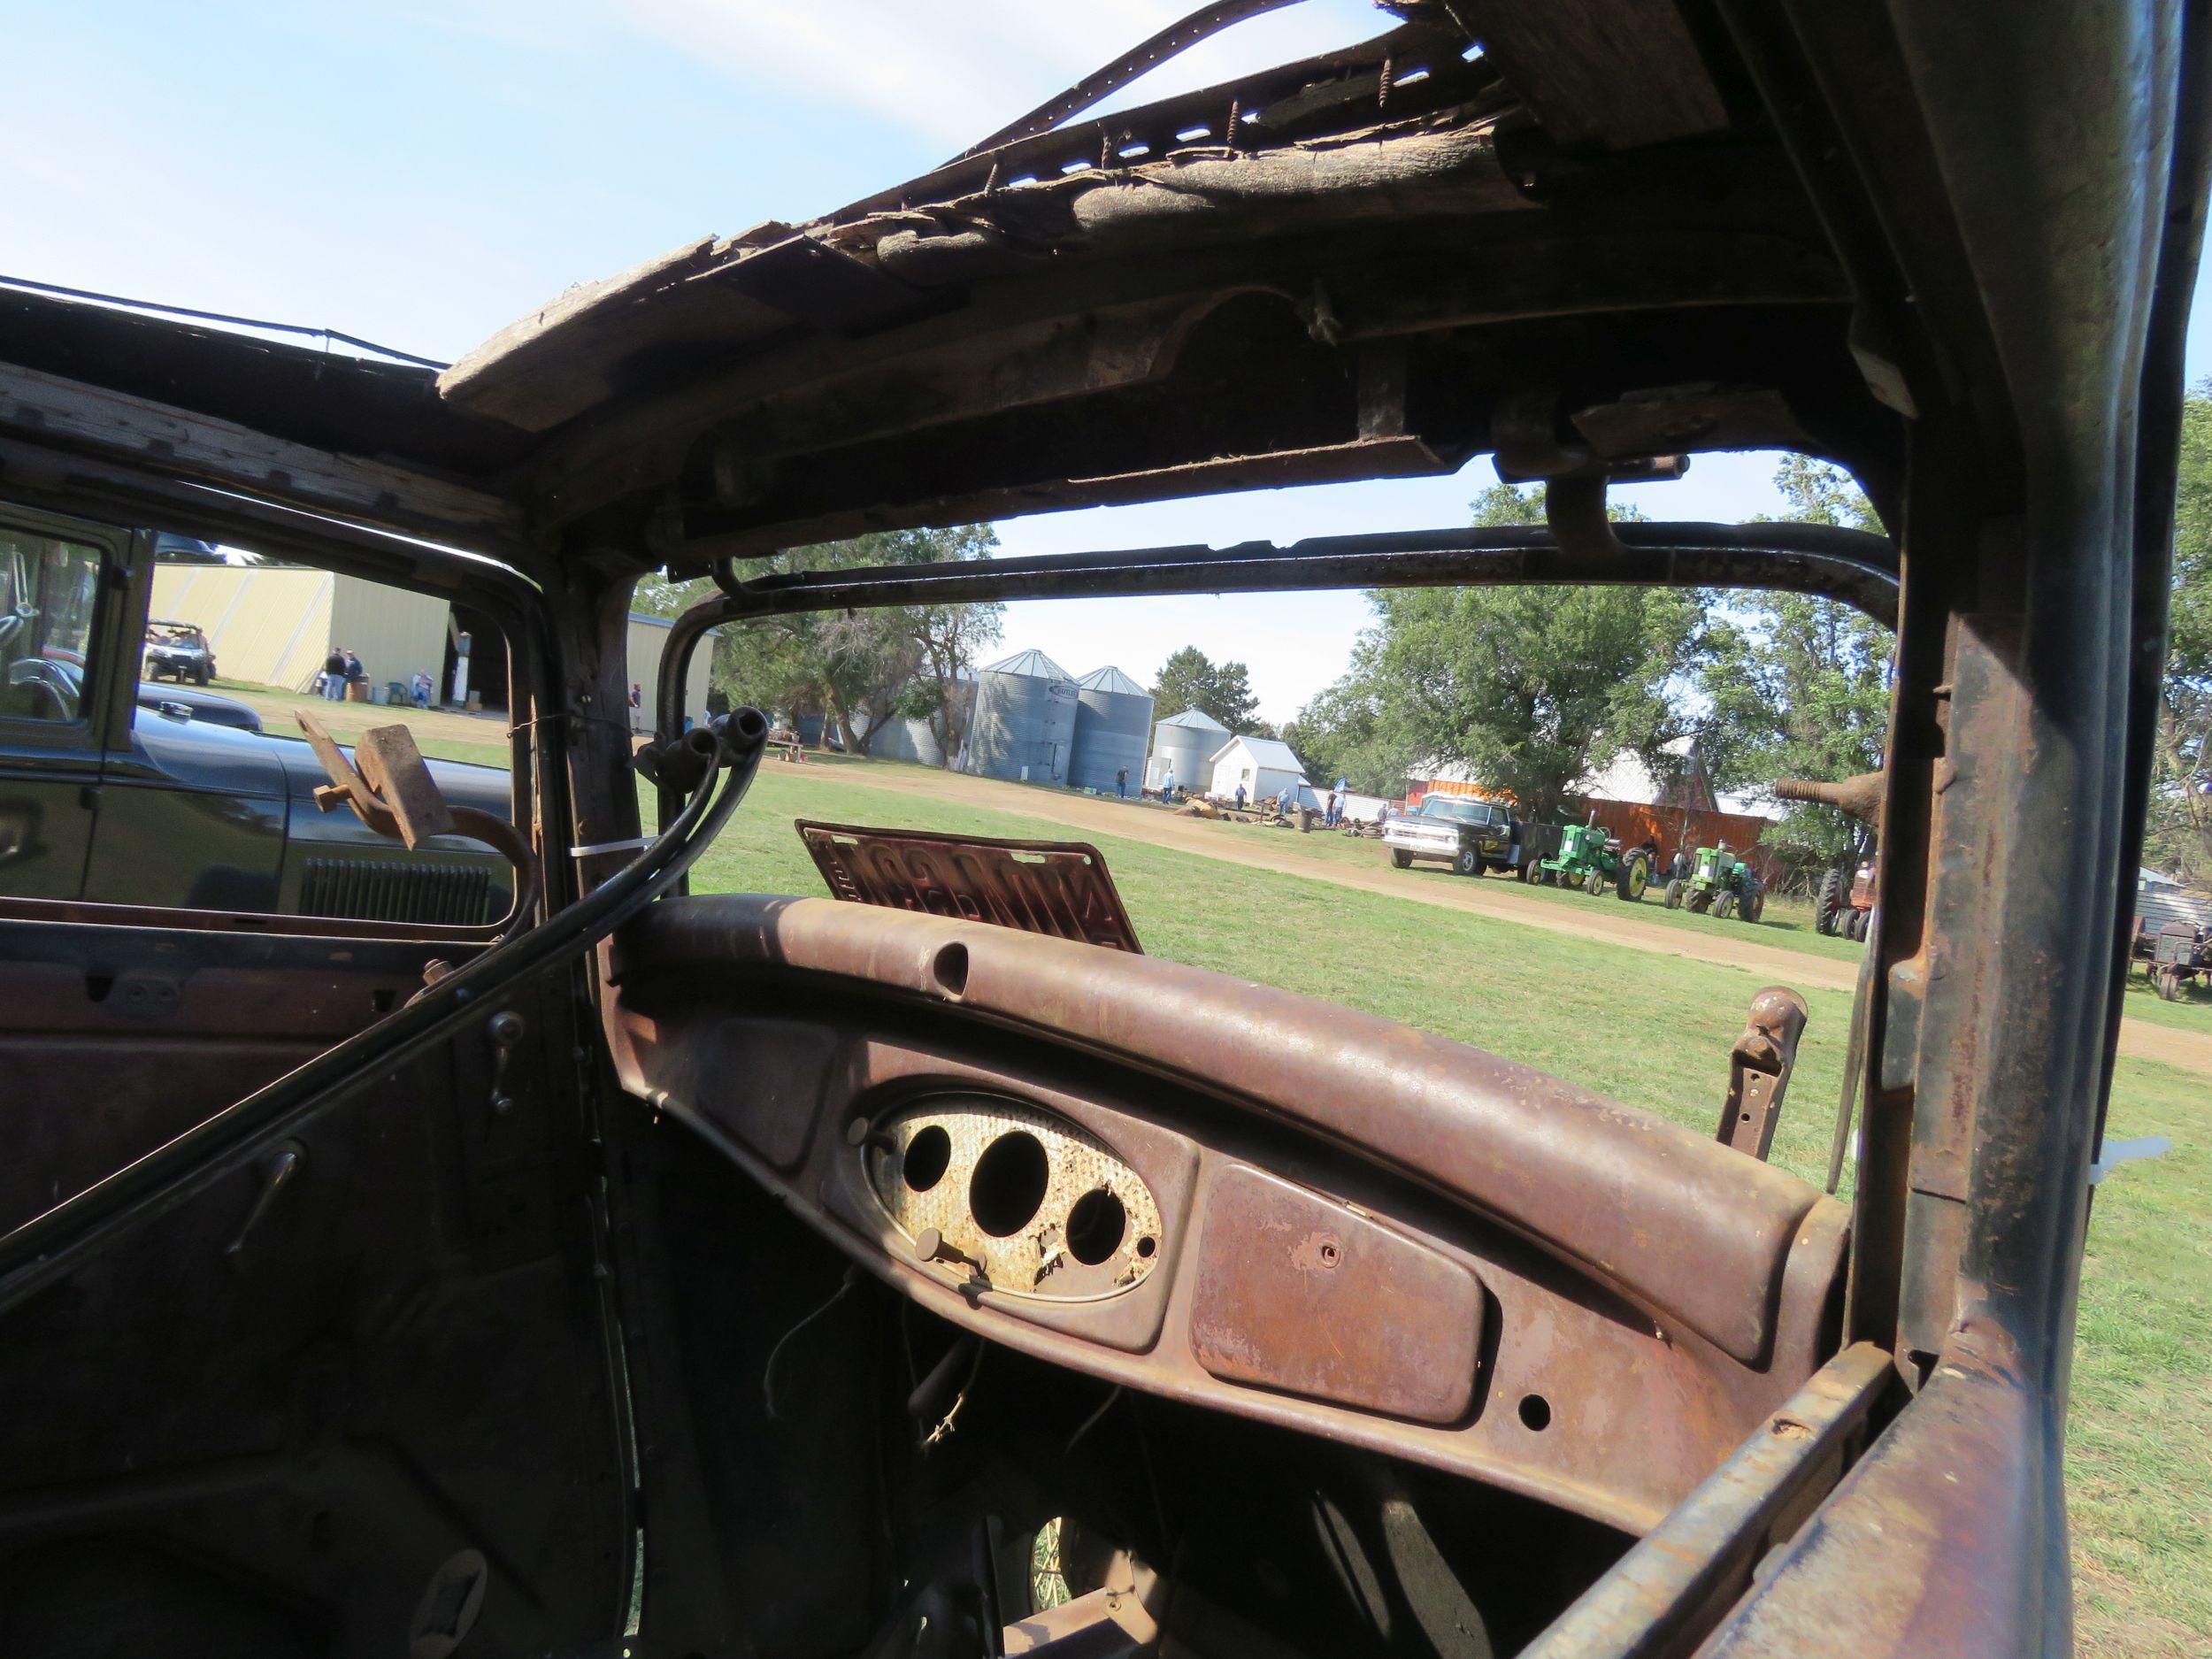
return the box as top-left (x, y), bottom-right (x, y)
top-left (1070, 665), bottom-right (1154, 793)
top-left (961, 649), bottom-right (1078, 783)
top-left (1145, 707), bottom-right (1229, 792)
top-left (1207, 733), bottom-right (1318, 810)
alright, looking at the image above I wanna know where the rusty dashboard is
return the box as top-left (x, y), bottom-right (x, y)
top-left (605, 895), bottom-right (1848, 1537)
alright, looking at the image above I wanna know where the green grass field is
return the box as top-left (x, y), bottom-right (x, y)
top-left (688, 760), bottom-right (2208, 1659)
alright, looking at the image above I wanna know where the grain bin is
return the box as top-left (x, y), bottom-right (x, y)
top-left (1070, 666), bottom-right (1155, 793)
top-left (866, 714), bottom-right (946, 767)
top-left (1145, 706), bottom-right (1230, 791)
top-left (962, 649), bottom-right (1077, 782)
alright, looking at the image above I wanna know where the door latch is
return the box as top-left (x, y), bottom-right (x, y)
top-left (487, 1009), bottom-right (526, 1117)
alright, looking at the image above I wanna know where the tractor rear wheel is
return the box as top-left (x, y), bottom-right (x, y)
top-left (1747, 890), bottom-right (1765, 923)
top-left (1390, 849), bottom-right (1412, 870)
top-left (1663, 878), bottom-right (1683, 910)
top-left (1617, 857), bottom-right (1648, 902)
top-left (1816, 870), bottom-right (1841, 934)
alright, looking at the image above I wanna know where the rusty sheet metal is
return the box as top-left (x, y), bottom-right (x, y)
top-left (1188, 1163), bottom-right (1482, 1425)
top-left (1694, 1326), bottom-right (2034, 1657)
top-left (615, 895), bottom-right (1848, 1374)
top-left (797, 820), bottom-right (1142, 953)
top-left (602, 995), bottom-right (1771, 1532)
top-left (1518, 1342), bottom-right (1896, 1659)
top-left (1718, 988), bottom-right (1809, 1160)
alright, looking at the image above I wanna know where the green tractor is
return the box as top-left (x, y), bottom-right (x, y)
top-left (1535, 814), bottom-right (1652, 902)
top-left (1663, 841), bottom-right (1765, 921)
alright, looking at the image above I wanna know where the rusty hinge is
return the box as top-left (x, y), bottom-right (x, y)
top-left (1717, 987), bottom-right (1809, 1160)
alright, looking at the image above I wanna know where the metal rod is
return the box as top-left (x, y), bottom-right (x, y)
top-left (1518, 1342), bottom-right (1896, 1659)
top-left (654, 519), bottom-right (1895, 819)
top-left (703, 522), bottom-right (1897, 626)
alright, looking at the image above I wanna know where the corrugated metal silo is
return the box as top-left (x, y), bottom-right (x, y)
top-left (1145, 706), bottom-right (1230, 791)
top-left (1070, 665), bottom-right (1155, 791)
top-left (963, 649), bottom-right (1078, 783)
top-left (866, 714), bottom-right (947, 768)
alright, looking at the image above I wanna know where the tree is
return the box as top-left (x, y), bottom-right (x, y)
top-left (706, 526), bottom-right (1001, 760)
top-left (1693, 459), bottom-right (1893, 874)
top-left (1291, 481), bottom-right (1694, 823)
top-left (1282, 641), bottom-right (1409, 795)
top-left (2147, 387), bottom-right (2212, 886)
top-left (1151, 646), bottom-right (1260, 732)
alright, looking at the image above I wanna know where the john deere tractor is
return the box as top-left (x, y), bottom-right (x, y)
top-left (1663, 841), bottom-right (1764, 920)
top-left (1536, 814), bottom-right (1651, 901)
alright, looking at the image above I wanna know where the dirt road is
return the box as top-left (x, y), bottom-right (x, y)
top-left (805, 757), bottom-right (2212, 1078)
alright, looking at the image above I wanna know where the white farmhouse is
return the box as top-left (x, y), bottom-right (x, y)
top-left (1206, 734), bottom-right (1318, 809)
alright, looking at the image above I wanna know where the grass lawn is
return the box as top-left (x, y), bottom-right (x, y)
top-left (690, 761), bottom-right (2209, 1659)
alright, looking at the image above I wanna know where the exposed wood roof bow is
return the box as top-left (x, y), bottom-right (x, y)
top-left (433, 1), bottom-right (1755, 468)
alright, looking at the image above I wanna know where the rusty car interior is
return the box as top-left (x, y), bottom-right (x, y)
top-left (0, 2), bottom-right (2203, 1655)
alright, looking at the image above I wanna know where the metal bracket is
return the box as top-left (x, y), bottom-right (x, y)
top-left (1718, 987), bottom-right (1810, 1160)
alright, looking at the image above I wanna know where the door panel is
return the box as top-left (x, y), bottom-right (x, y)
top-left (0, 914), bottom-right (630, 1657)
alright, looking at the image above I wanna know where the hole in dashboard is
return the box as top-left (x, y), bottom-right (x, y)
top-left (902, 1125), bottom-right (952, 1193)
top-left (1518, 1394), bottom-right (1552, 1432)
top-left (972, 1131), bottom-right (1049, 1236)
top-left (1065, 1188), bottom-right (1126, 1264)
top-left (932, 942), bottom-right (969, 997)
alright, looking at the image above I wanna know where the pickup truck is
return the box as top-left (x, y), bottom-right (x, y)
top-left (1383, 793), bottom-right (1520, 876)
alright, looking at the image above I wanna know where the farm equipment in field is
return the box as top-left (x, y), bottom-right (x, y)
top-left (1664, 841), bottom-right (1764, 920)
top-left (1536, 812), bottom-right (1651, 901)
top-left (1775, 772), bottom-right (1886, 939)
top-left (2134, 917), bottom-right (2207, 1000)
top-left (1817, 864), bottom-right (1877, 940)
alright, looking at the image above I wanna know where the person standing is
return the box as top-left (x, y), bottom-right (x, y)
top-left (322, 647), bottom-right (346, 701)
top-left (1163, 765), bottom-right (1178, 800)
top-left (1115, 764), bottom-right (1128, 798)
top-left (342, 649), bottom-right (365, 700)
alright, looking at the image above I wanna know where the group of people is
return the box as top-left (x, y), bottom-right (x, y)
top-left (316, 648), bottom-right (365, 701)
top-left (313, 648), bottom-right (437, 710)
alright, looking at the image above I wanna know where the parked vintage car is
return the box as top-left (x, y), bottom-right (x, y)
top-left (0, 524), bottom-right (511, 923)
top-left (0, 3), bottom-right (2192, 1655)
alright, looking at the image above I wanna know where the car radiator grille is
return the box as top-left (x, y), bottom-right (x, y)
top-left (299, 858), bottom-right (495, 926)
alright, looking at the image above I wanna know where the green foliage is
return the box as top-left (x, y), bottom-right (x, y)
top-left (1150, 645), bottom-right (1260, 732)
top-left (1288, 481), bottom-right (1690, 821)
top-left (1694, 460), bottom-right (1893, 872)
top-left (2147, 388), bottom-right (2212, 885)
top-left (705, 526), bottom-right (1001, 758)
top-left (1283, 645), bottom-right (1407, 795)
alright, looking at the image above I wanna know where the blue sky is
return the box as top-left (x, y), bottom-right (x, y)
top-left (11, 1), bottom-right (2208, 722)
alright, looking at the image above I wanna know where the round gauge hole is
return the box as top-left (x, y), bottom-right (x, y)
top-left (901, 1125), bottom-right (952, 1194)
top-left (1134, 1235), bottom-right (1157, 1259)
top-left (1518, 1394), bottom-right (1552, 1432)
top-left (1065, 1189), bottom-right (1127, 1265)
top-left (971, 1131), bottom-right (1050, 1236)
